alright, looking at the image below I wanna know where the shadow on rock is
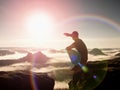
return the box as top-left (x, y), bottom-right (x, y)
top-left (68, 57), bottom-right (120, 90)
top-left (0, 71), bottom-right (55, 90)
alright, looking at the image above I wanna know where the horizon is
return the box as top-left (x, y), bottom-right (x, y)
top-left (0, 46), bottom-right (120, 50)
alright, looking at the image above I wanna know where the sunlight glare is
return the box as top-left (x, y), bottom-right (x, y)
top-left (25, 12), bottom-right (55, 41)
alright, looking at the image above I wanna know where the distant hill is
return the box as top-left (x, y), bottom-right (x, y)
top-left (115, 53), bottom-right (120, 56)
top-left (0, 51), bottom-right (49, 67)
top-left (0, 50), bottom-right (15, 56)
top-left (48, 49), bottom-right (65, 53)
top-left (89, 48), bottom-right (106, 55)
top-left (20, 51), bottom-right (49, 67)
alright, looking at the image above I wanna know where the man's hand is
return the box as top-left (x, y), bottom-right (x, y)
top-left (66, 47), bottom-right (72, 51)
top-left (64, 33), bottom-right (71, 37)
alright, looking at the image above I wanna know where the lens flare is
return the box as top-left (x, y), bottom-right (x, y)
top-left (78, 63), bottom-right (89, 73)
top-left (67, 49), bottom-right (107, 89)
top-left (68, 50), bottom-right (89, 73)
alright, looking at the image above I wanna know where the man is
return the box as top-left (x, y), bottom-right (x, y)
top-left (64, 31), bottom-right (88, 73)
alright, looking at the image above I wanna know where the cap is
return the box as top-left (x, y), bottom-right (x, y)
top-left (71, 31), bottom-right (78, 37)
top-left (64, 31), bottom-right (78, 37)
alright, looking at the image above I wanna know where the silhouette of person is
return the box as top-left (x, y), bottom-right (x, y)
top-left (64, 31), bottom-right (88, 73)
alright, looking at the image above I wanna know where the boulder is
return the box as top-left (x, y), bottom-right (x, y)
top-left (68, 57), bottom-right (120, 90)
top-left (0, 71), bottom-right (55, 90)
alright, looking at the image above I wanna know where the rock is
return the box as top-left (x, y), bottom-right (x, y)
top-left (0, 71), bottom-right (55, 90)
top-left (33, 51), bottom-right (49, 63)
top-left (21, 52), bottom-right (33, 62)
top-left (89, 48), bottom-right (106, 55)
top-left (21, 51), bottom-right (49, 67)
top-left (68, 57), bottom-right (120, 90)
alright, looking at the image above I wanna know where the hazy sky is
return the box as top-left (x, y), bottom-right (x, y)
top-left (0, 0), bottom-right (120, 49)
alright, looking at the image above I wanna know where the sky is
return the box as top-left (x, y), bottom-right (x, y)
top-left (0, 0), bottom-right (120, 49)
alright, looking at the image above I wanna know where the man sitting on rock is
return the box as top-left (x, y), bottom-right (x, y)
top-left (64, 31), bottom-right (88, 73)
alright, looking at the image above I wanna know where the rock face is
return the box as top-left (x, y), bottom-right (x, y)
top-left (68, 57), bottom-right (120, 90)
top-left (0, 71), bottom-right (55, 90)
top-left (89, 48), bottom-right (106, 55)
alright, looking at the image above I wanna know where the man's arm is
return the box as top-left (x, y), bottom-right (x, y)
top-left (66, 43), bottom-right (75, 51)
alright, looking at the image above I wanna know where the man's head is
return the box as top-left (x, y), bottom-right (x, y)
top-left (71, 31), bottom-right (78, 38)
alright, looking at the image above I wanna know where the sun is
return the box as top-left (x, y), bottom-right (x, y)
top-left (25, 12), bottom-right (55, 41)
